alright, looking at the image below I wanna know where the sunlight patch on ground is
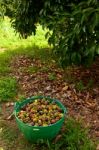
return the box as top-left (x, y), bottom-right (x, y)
top-left (0, 48), bottom-right (6, 53)
top-left (0, 147), bottom-right (4, 150)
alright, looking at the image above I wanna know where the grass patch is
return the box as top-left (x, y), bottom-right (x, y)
top-left (75, 80), bottom-right (85, 91)
top-left (0, 17), bottom-right (53, 103)
top-left (0, 66), bottom-right (11, 75)
top-left (61, 118), bottom-right (96, 150)
top-left (48, 73), bottom-right (56, 81)
top-left (75, 79), bottom-right (94, 92)
top-left (11, 46), bottom-right (53, 63)
top-left (0, 77), bottom-right (17, 102)
top-left (0, 118), bottom-right (96, 150)
top-left (0, 17), bottom-right (48, 49)
top-left (0, 51), bottom-right (12, 75)
top-left (27, 66), bottom-right (39, 74)
top-left (40, 66), bottom-right (50, 73)
top-left (0, 46), bottom-right (53, 77)
top-left (0, 17), bottom-right (53, 78)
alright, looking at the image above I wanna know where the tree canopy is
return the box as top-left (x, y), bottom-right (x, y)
top-left (1, 0), bottom-right (99, 67)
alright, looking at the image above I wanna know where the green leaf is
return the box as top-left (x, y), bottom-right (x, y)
top-left (83, 7), bottom-right (94, 13)
top-left (96, 46), bottom-right (99, 54)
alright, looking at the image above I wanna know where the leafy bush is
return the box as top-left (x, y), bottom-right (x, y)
top-left (1, 0), bottom-right (99, 67)
top-left (44, 1), bottom-right (99, 67)
top-left (0, 77), bottom-right (17, 101)
top-left (0, 0), bottom-right (5, 17)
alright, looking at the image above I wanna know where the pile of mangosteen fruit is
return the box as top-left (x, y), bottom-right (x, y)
top-left (17, 98), bottom-right (64, 127)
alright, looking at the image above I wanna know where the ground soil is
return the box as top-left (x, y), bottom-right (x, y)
top-left (9, 56), bottom-right (99, 140)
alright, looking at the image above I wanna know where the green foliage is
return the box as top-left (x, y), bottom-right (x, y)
top-left (10, 0), bottom-right (44, 38)
top-left (86, 79), bottom-right (94, 89)
top-left (48, 73), bottom-right (56, 81)
top-left (0, 0), bottom-right (5, 18)
top-left (75, 80), bottom-right (85, 92)
top-left (0, 17), bottom-right (48, 49)
top-left (0, 106), bottom-right (2, 114)
top-left (16, 94), bottom-right (26, 101)
top-left (4, 0), bottom-right (16, 17)
top-left (40, 66), bottom-right (49, 73)
top-left (27, 66), bottom-right (39, 74)
top-left (75, 79), bottom-right (94, 91)
top-left (0, 77), bottom-right (17, 101)
top-left (0, 0), bottom-right (15, 18)
top-left (0, 118), bottom-right (96, 150)
top-left (0, 52), bottom-right (12, 75)
top-left (45, 1), bottom-right (99, 67)
top-left (4, 0), bottom-right (98, 67)
top-left (60, 118), bottom-right (96, 150)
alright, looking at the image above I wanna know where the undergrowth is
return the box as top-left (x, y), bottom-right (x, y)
top-left (0, 118), bottom-right (96, 150)
top-left (0, 77), bottom-right (17, 102)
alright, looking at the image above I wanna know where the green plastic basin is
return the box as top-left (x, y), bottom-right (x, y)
top-left (14, 96), bottom-right (67, 142)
